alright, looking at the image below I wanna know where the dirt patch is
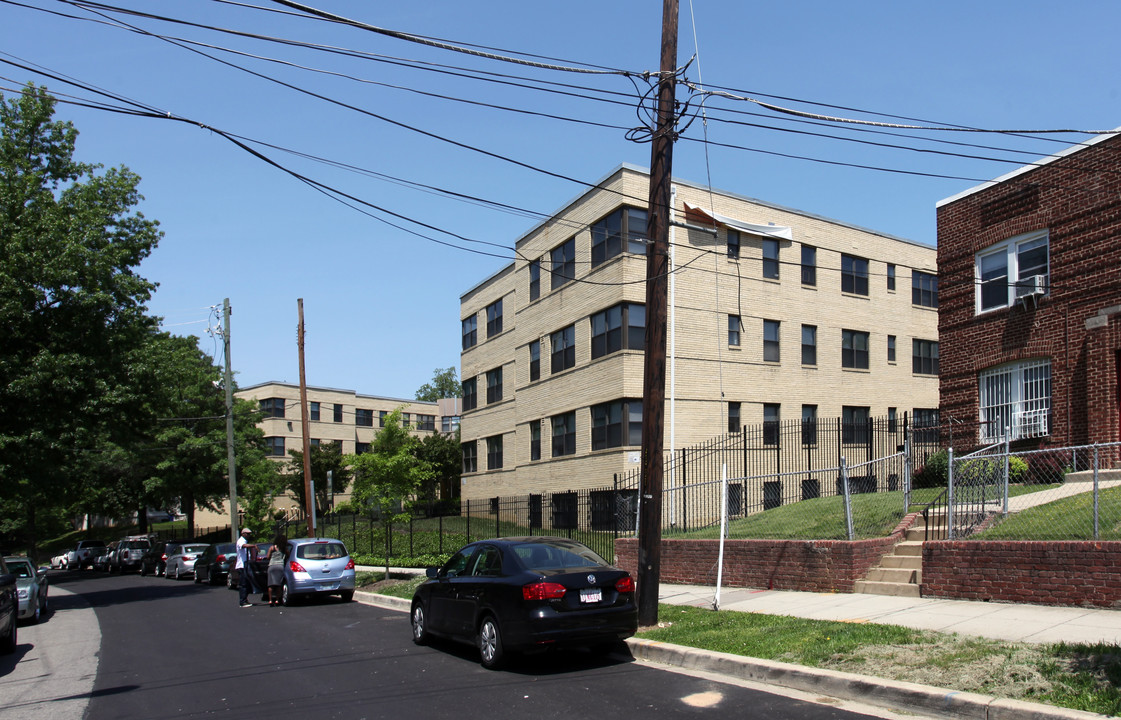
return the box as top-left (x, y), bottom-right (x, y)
top-left (359, 578), bottom-right (406, 593)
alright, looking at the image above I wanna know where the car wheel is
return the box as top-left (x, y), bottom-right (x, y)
top-left (172, 565), bottom-right (180, 580)
top-left (193, 568), bottom-right (202, 584)
top-left (207, 569), bottom-right (219, 586)
top-left (140, 563), bottom-right (148, 577)
top-left (339, 590), bottom-right (354, 603)
top-left (227, 571), bottom-right (236, 589)
top-left (0, 617), bottom-right (16, 655)
top-left (30, 601), bottom-right (40, 625)
top-left (281, 581), bottom-right (294, 607)
top-left (410, 602), bottom-right (429, 645)
top-left (477, 615), bottom-right (505, 670)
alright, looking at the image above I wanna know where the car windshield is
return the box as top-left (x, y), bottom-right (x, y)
top-left (296, 542), bottom-right (347, 560)
top-left (512, 542), bottom-right (608, 572)
top-left (7, 561), bottom-right (32, 578)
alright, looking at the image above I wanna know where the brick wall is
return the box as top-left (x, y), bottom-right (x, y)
top-left (922, 541), bottom-right (1121, 608)
top-left (614, 512), bottom-right (915, 593)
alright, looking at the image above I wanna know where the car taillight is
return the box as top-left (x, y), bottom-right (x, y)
top-left (216, 554), bottom-right (226, 562)
top-left (344, 558), bottom-right (355, 570)
top-left (522, 581), bottom-right (567, 601)
top-left (161, 554), bottom-right (168, 561)
top-left (615, 576), bottom-right (635, 594)
top-left (289, 560), bottom-right (306, 573)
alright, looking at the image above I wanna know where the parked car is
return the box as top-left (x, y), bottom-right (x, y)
top-left (165, 543), bottom-right (209, 580)
top-left (139, 541), bottom-right (183, 577)
top-left (93, 541), bottom-right (118, 572)
top-left (279, 538), bottom-right (355, 606)
top-left (410, 537), bottom-right (638, 669)
top-left (50, 552), bottom-right (68, 570)
top-left (66, 539), bottom-right (107, 570)
top-left (192, 542), bottom-right (238, 586)
top-left (4, 557), bottom-right (48, 624)
top-left (0, 556), bottom-right (16, 653)
top-left (242, 543), bottom-right (276, 592)
top-left (110, 537), bottom-right (151, 573)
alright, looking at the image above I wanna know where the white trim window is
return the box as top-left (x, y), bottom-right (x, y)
top-left (978, 359), bottom-right (1051, 441)
top-left (975, 230), bottom-right (1049, 313)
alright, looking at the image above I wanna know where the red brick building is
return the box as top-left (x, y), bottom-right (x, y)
top-left (936, 131), bottom-right (1121, 451)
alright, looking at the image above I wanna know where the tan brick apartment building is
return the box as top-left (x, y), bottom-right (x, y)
top-left (936, 130), bottom-right (1121, 449)
top-left (459, 164), bottom-right (940, 500)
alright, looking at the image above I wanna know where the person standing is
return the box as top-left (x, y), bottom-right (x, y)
top-left (236, 527), bottom-right (258, 608)
top-left (266, 534), bottom-right (288, 606)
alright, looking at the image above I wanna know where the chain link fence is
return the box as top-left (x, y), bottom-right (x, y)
top-left (938, 441), bottom-right (1121, 540)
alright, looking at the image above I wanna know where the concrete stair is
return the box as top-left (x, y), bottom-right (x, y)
top-left (853, 517), bottom-right (937, 598)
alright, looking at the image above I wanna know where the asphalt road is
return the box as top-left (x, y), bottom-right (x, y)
top-left (2, 570), bottom-right (908, 720)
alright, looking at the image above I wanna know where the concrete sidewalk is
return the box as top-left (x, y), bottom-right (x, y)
top-left (658, 583), bottom-right (1121, 645)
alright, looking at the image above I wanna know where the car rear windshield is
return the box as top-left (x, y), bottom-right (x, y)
top-left (296, 542), bottom-right (347, 560)
top-left (126, 541), bottom-right (151, 549)
top-left (512, 542), bottom-right (609, 571)
top-left (183, 545), bottom-right (209, 553)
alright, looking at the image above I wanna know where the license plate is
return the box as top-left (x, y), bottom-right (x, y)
top-left (318, 582), bottom-right (340, 591)
top-left (579, 588), bottom-right (602, 604)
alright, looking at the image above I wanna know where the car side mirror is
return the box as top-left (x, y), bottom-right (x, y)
top-left (426, 567), bottom-right (439, 579)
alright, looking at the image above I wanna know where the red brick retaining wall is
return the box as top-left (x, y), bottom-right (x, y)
top-left (921, 540), bottom-right (1121, 608)
top-left (614, 514), bottom-right (917, 593)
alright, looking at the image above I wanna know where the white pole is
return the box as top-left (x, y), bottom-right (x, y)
top-left (714, 463), bottom-right (728, 610)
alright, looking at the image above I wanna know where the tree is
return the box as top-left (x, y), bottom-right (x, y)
top-left (415, 429), bottom-right (461, 508)
top-left (415, 366), bottom-right (461, 402)
top-left (282, 441), bottom-right (353, 518)
top-left (0, 84), bottom-right (161, 554)
top-left (349, 409), bottom-right (433, 575)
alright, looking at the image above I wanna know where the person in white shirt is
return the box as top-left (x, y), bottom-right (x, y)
top-left (236, 527), bottom-right (259, 607)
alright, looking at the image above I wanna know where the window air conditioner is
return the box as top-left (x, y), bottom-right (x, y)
top-left (1015, 274), bottom-right (1047, 298)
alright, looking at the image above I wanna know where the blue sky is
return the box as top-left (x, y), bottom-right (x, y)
top-left (3, 1), bottom-right (1119, 399)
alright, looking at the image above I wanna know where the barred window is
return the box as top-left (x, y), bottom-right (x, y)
top-left (979, 359), bottom-right (1051, 441)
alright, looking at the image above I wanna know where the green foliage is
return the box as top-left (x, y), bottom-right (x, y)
top-left (0, 84), bottom-right (161, 553)
top-left (283, 441), bottom-right (353, 514)
top-left (414, 366), bottom-right (460, 402)
top-left (414, 429), bottom-right (461, 507)
top-left (914, 450), bottom-right (949, 488)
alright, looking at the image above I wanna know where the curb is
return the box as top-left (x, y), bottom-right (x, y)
top-left (354, 589), bottom-right (411, 613)
top-left (625, 639), bottom-right (1110, 720)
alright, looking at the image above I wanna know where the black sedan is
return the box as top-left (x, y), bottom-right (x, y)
top-left (410, 537), bottom-right (637, 670)
top-left (192, 542), bottom-right (238, 586)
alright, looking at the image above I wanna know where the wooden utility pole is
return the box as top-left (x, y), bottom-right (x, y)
top-left (297, 299), bottom-right (315, 537)
top-left (223, 298), bottom-right (239, 541)
top-left (638, 0), bottom-right (679, 627)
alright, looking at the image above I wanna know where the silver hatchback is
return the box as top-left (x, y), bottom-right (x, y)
top-left (281, 538), bottom-right (355, 605)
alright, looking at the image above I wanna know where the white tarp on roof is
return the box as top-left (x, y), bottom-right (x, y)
top-left (682, 202), bottom-right (793, 240)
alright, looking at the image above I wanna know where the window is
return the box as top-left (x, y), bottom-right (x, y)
top-left (842, 330), bottom-right (869, 369)
top-left (530, 421), bottom-right (541, 461)
top-left (728, 315), bottom-right (741, 347)
top-left (529, 340), bottom-right (540, 382)
top-left (591, 399), bottom-right (642, 450)
top-left (401, 412), bottom-right (410, 427)
top-left (355, 442), bottom-right (370, 455)
top-left (842, 406), bottom-right (871, 444)
top-left (887, 264), bottom-right (896, 291)
top-left (728, 401), bottom-right (741, 434)
top-left (591, 207), bottom-right (648, 267)
top-left (462, 441), bottom-right (477, 473)
top-left (841, 254), bottom-right (869, 295)
top-left (912, 271), bottom-right (938, 308)
top-left (550, 324), bottom-right (575, 373)
top-left (551, 237), bottom-right (575, 290)
top-left (887, 335), bottom-right (896, 363)
top-left (309, 401), bottom-right (320, 422)
top-left (462, 377), bottom-right (477, 412)
top-left (265, 436), bottom-right (285, 456)
top-left (259, 398), bottom-right (285, 418)
top-left (551, 411), bottom-right (576, 457)
top-left (461, 315), bottom-right (477, 350)
top-left (309, 438), bottom-right (320, 448)
top-left (486, 368), bottom-right (503, 404)
top-left (977, 230), bottom-right (1049, 312)
top-left (378, 410), bottom-right (388, 427)
top-left (485, 299), bottom-right (503, 338)
top-left (801, 245), bottom-right (816, 286)
top-left (979, 359), bottom-right (1051, 441)
top-left (441, 415), bottom-right (460, 433)
top-left (356, 409), bottom-right (373, 427)
top-left (486, 435), bottom-right (503, 470)
top-left (913, 408), bottom-right (940, 443)
top-left (763, 320), bottom-right (780, 362)
top-left (762, 239), bottom-right (779, 279)
top-left (727, 229), bottom-right (740, 259)
top-left (888, 407), bottom-right (898, 433)
top-left (763, 404), bottom-right (780, 446)
top-left (801, 405), bottom-right (818, 445)
top-left (416, 414), bottom-right (436, 431)
top-left (529, 259), bottom-right (540, 301)
top-left (590, 303), bottom-right (644, 359)
top-left (912, 339), bottom-right (939, 375)
top-left (801, 325), bottom-right (817, 365)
